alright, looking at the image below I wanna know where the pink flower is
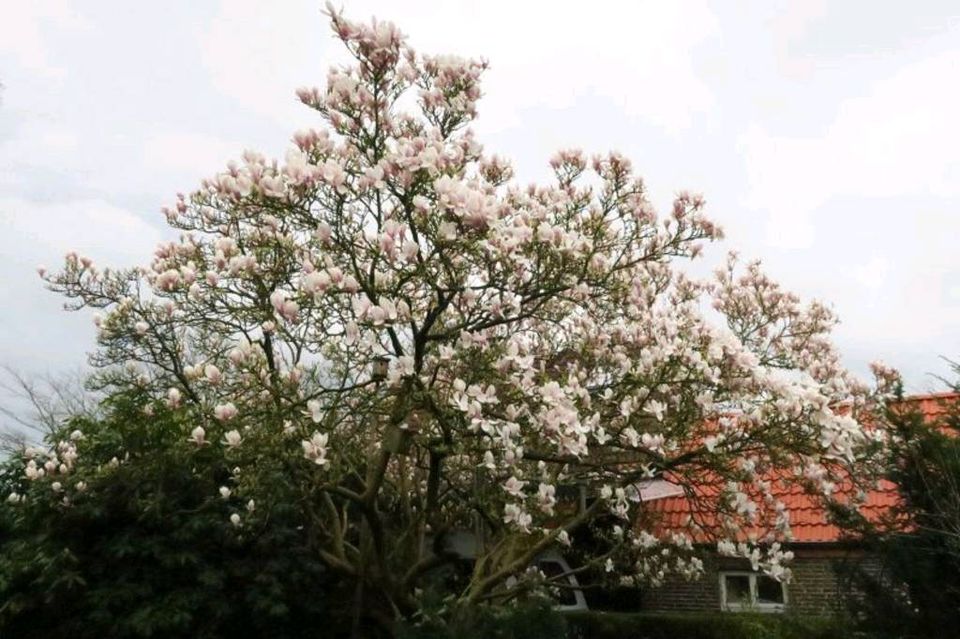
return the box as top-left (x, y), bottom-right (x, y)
top-left (270, 290), bottom-right (300, 323)
top-left (214, 403), bottom-right (238, 422)
top-left (156, 269), bottom-right (181, 291)
top-left (302, 431), bottom-right (330, 466)
top-left (228, 346), bottom-right (248, 365)
top-left (205, 364), bottom-right (223, 385)
top-left (503, 504), bottom-right (532, 532)
top-left (316, 222), bottom-right (332, 243)
top-left (222, 429), bottom-right (242, 448)
top-left (188, 426), bottom-right (206, 446)
top-left (502, 476), bottom-right (526, 498)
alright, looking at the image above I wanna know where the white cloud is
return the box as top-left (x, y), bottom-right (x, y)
top-left (740, 48), bottom-right (960, 248)
top-left (0, 118), bottom-right (81, 179)
top-left (0, 197), bottom-right (165, 270)
top-left (0, 197), bottom-right (167, 372)
top-left (200, 0), bottom-right (325, 126)
top-left (199, 0), bottom-right (721, 134)
top-left (407, 0), bottom-right (721, 135)
top-left (853, 256), bottom-right (890, 293)
top-left (143, 132), bottom-right (248, 182)
top-left (0, 0), bottom-right (90, 80)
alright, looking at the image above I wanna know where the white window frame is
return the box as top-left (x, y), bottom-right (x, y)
top-left (719, 571), bottom-right (787, 613)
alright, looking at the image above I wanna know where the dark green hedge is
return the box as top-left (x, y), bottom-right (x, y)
top-left (398, 608), bottom-right (856, 639)
top-left (565, 611), bottom-right (854, 639)
top-left (397, 600), bottom-right (569, 639)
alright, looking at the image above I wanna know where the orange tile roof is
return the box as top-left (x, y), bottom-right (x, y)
top-left (643, 392), bottom-right (958, 544)
top-left (645, 477), bottom-right (902, 543)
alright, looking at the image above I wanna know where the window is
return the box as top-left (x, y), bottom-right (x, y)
top-left (719, 572), bottom-right (787, 612)
top-left (536, 560), bottom-right (577, 606)
top-left (503, 556), bottom-right (589, 611)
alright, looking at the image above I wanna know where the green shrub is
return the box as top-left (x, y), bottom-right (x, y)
top-left (397, 599), bottom-right (569, 639)
top-left (564, 611), bottom-right (853, 639)
top-left (0, 392), bottom-right (344, 639)
top-left (836, 374), bottom-right (960, 639)
top-left (399, 608), bottom-right (854, 639)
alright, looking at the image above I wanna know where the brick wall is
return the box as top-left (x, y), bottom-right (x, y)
top-left (640, 546), bottom-right (876, 616)
top-left (640, 554), bottom-right (723, 612)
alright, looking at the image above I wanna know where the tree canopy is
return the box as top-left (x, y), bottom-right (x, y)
top-left (6, 6), bottom-right (886, 634)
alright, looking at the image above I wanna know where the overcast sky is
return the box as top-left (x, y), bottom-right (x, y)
top-left (1, 0), bottom-right (958, 393)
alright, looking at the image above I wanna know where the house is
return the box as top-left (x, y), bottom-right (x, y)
top-left (636, 392), bottom-right (958, 616)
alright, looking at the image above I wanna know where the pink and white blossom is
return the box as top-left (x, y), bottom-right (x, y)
top-left (188, 426), bottom-right (206, 446)
top-left (214, 403), bottom-right (238, 422)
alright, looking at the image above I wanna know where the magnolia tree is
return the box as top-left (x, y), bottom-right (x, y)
top-left (22, 7), bottom-right (885, 629)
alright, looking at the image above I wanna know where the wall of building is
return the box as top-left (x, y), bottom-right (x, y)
top-left (640, 554), bottom-right (723, 612)
top-left (640, 546), bottom-right (875, 616)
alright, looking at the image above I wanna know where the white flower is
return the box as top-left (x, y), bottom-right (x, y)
top-left (503, 503), bottom-right (532, 532)
top-left (188, 426), bottom-right (206, 445)
top-left (51, 482), bottom-right (63, 493)
top-left (75, 481), bottom-right (87, 492)
top-left (222, 429), bottom-right (242, 448)
top-left (246, 499), bottom-right (256, 512)
top-left (605, 558), bottom-right (615, 572)
top-left (502, 476), bottom-right (527, 498)
top-left (479, 450), bottom-right (496, 471)
top-left (134, 321), bottom-right (149, 335)
top-left (230, 513), bottom-right (241, 527)
top-left (306, 399), bottom-right (323, 423)
top-left (228, 346), bottom-right (247, 365)
top-left (641, 432), bottom-right (665, 454)
top-left (205, 364), bottom-right (223, 385)
top-left (219, 486), bottom-right (232, 499)
top-left (316, 221), bottom-right (332, 242)
top-left (646, 399), bottom-right (666, 422)
top-left (167, 387), bottom-right (182, 408)
top-left (270, 290), bottom-right (299, 322)
top-left (69, 430), bottom-right (84, 441)
top-left (537, 483), bottom-right (556, 515)
top-left (7, 492), bottom-right (21, 504)
top-left (214, 403), bottom-right (238, 422)
top-left (302, 431), bottom-right (330, 466)
top-left (620, 427), bottom-right (641, 448)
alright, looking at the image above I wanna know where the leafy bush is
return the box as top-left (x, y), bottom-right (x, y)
top-left (0, 392), bottom-right (345, 639)
top-left (837, 369), bottom-right (960, 638)
top-left (398, 607), bottom-right (852, 639)
top-left (565, 611), bottom-right (852, 639)
top-left (397, 599), bottom-right (569, 639)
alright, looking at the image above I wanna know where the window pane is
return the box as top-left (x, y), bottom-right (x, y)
top-left (756, 576), bottom-right (785, 604)
top-left (724, 575), bottom-right (751, 605)
top-left (537, 561), bottom-right (576, 606)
